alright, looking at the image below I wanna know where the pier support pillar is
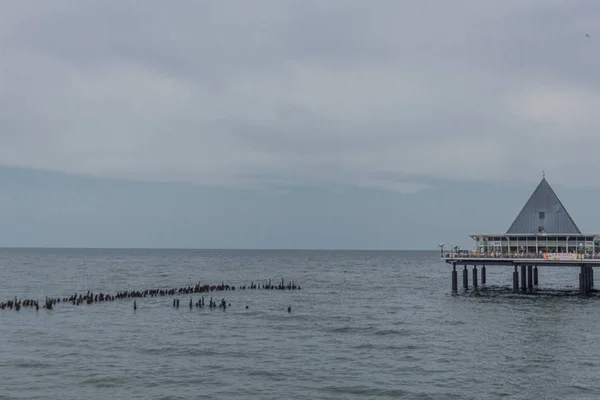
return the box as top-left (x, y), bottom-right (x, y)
top-left (527, 265), bottom-right (533, 290)
top-left (473, 265), bottom-right (478, 288)
top-left (463, 266), bottom-right (468, 290)
top-left (584, 267), bottom-right (593, 291)
top-left (580, 266), bottom-right (588, 295)
top-left (481, 265), bottom-right (486, 285)
top-left (451, 263), bottom-right (458, 292)
top-left (533, 266), bottom-right (538, 286)
top-left (521, 265), bottom-right (527, 291)
top-left (513, 266), bottom-right (519, 293)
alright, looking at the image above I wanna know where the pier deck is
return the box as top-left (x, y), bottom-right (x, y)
top-left (442, 255), bottom-right (600, 267)
top-left (443, 254), bottom-right (597, 295)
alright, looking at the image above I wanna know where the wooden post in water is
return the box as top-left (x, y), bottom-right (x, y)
top-left (472, 265), bottom-right (478, 288)
top-left (452, 263), bottom-right (458, 292)
top-left (463, 265), bottom-right (468, 290)
top-left (481, 265), bottom-right (486, 285)
top-left (513, 265), bottom-right (519, 293)
top-left (533, 266), bottom-right (538, 286)
top-left (591, 267), bottom-right (594, 289)
top-left (520, 265), bottom-right (527, 291)
top-left (527, 265), bottom-right (533, 290)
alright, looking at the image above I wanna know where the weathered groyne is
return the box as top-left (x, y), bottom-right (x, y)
top-left (1, 278), bottom-right (301, 311)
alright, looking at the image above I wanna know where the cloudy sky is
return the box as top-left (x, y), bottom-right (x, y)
top-left (0, 0), bottom-right (599, 249)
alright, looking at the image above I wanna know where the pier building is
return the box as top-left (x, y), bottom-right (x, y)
top-left (443, 175), bottom-right (600, 295)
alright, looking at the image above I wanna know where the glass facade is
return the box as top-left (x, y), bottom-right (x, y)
top-left (472, 235), bottom-right (599, 255)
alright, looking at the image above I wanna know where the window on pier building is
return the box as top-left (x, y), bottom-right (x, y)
top-left (538, 211), bottom-right (545, 233)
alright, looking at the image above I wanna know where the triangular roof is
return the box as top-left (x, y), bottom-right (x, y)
top-left (506, 177), bottom-right (581, 234)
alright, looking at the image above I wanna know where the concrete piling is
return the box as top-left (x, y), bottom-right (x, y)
top-left (513, 266), bottom-right (519, 293)
top-left (579, 265), bottom-right (593, 296)
top-left (481, 265), bottom-right (486, 285)
top-left (527, 265), bottom-right (533, 290)
top-left (520, 265), bottom-right (527, 291)
top-left (463, 266), bottom-right (468, 290)
top-left (584, 267), bottom-right (590, 292)
top-left (533, 266), bottom-right (538, 286)
top-left (473, 265), bottom-right (478, 288)
top-left (452, 263), bottom-right (458, 292)
top-left (584, 267), bottom-right (590, 289)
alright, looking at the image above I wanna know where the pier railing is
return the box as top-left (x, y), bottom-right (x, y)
top-left (441, 252), bottom-right (600, 260)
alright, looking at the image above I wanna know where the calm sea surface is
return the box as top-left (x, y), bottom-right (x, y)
top-left (1, 249), bottom-right (600, 400)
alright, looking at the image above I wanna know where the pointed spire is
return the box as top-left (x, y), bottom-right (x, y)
top-left (506, 176), bottom-right (580, 234)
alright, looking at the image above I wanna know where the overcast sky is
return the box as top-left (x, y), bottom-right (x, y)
top-left (0, 1), bottom-right (599, 249)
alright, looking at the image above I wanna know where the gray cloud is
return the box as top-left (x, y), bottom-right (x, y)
top-left (1, 0), bottom-right (599, 193)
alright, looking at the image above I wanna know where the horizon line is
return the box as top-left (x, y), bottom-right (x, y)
top-left (0, 246), bottom-right (438, 252)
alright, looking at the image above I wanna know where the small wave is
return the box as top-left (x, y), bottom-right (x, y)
top-left (261, 313), bottom-right (313, 322)
top-left (352, 343), bottom-right (422, 351)
top-left (15, 361), bottom-right (53, 369)
top-left (352, 343), bottom-right (376, 349)
top-left (80, 375), bottom-right (129, 388)
top-left (152, 397), bottom-right (186, 400)
top-left (321, 385), bottom-right (411, 397)
top-left (514, 365), bottom-right (551, 374)
top-left (579, 361), bottom-right (598, 367)
top-left (140, 346), bottom-right (226, 357)
top-left (440, 320), bottom-right (466, 326)
top-left (326, 326), bottom-right (353, 334)
top-left (373, 328), bottom-right (409, 336)
top-left (245, 369), bottom-right (291, 381)
top-left (325, 326), bottom-right (372, 334)
top-left (323, 325), bottom-right (413, 337)
top-left (194, 347), bottom-right (250, 358)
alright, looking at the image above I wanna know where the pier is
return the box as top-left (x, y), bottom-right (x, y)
top-left (442, 175), bottom-right (600, 295)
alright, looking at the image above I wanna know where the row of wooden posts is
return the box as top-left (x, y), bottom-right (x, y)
top-left (451, 263), bottom-right (595, 295)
